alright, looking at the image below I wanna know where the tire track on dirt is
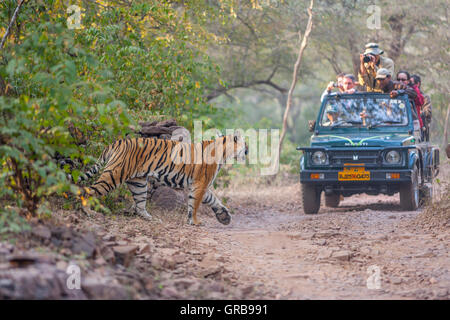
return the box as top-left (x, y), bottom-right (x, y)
top-left (195, 190), bottom-right (449, 299)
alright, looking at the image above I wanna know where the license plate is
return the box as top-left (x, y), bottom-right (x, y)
top-left (338, 166), bottom-right (370, 181)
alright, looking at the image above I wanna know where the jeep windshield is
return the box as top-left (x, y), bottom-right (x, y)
top-left (319, 95), bottom-right (409, 129)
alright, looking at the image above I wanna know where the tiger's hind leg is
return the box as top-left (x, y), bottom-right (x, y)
top-left (202, 189), bottom-right (231, 225)
top-left (187, 183), bottom-right (207, 226)
top-left (147, 177), bottom-right (160, 200)
top-left (126, 177), bottom-right (152, 220)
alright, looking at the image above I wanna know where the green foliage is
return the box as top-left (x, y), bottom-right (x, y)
top-left (0, 0), bottom-right (234, 225)
top-left (279, 137), bottom-right (300, 173)
top-left (2, 0), bottom-right (444, 226)
top-left (0, 20), bottom-right (131, 217)
top-left (75, 0), bottom-right (232, 129)
top-left (0, 208), bottom-right (30, 234)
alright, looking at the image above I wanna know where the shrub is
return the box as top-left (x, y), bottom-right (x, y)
top-left (0, 22), bottom-right (131, 219)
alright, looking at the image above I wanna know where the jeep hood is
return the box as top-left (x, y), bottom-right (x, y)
top-left (310, 133), bottom-right (415, 148)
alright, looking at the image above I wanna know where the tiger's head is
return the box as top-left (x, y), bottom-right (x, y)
top-left (219, 130), bottom-right (247, 164)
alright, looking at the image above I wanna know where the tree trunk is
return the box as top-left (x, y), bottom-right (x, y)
top-left (279, 0), bottom-right (314, 158)
top-left (276, 93), bottom-right (287, 124)
top-left (444, 103), bottom-right (450, 148)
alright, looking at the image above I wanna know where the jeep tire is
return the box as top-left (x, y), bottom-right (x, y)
top-left (419, 183), bottom-right (433, 206)
top-left (302, 184), bottom-right (321, 214)
top-left (325, 193), bottom-right (340, 208)
top-left (400, 167), bottom-right (419, 211)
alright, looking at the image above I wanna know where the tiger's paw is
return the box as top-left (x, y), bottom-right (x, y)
top-left (137, 210), bottom-right (152, 221)
top-left (215, 208), bottom-right (231, 225)
top-left (187, 217), bottom-right (202, 226)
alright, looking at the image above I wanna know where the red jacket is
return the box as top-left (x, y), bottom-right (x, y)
top-left (411, 84), bottom-right (424, 127)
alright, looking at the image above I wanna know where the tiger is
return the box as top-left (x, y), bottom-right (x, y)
top-left (77, 131), bottom-right (247, 225)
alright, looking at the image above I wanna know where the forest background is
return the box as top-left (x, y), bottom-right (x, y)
top-left (0, 0), bottom-right (448, 229)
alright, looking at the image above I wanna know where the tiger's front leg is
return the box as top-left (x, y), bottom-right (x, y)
top-left (187, 184), bottom-right (207, 226)
top-left (126, 177), bottom-right (152, 220)
top-left (202, 189), bottom-right (231, 225)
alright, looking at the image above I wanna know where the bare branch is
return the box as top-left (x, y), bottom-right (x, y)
top-left (278, 0), bottom-right (314, 158)
top-left (444, 103), bottom-right (450, 149)
top-left (1, 0), bottom-right (25, 49)
top-left (205, 77), bottom-right (287, 102)
top-left (236, 14), bottom-right (258, 40)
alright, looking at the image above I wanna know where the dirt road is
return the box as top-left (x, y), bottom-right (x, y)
top-left (1, 168), bottom-right (448, 300)
top-left (77, 165), bottom-right (449, 300)
top-left (84, 171), bottom-right (445, 300)
top-left (194, 191), bottom-right (449, 299)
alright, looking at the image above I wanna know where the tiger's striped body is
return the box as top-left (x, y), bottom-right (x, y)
top-left (79, 133), bottom-right (247, 225)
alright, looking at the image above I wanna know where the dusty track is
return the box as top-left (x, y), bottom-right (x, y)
top-left (194, 191), bottom-right (449, 299)
top-left (2, 167), bottom-right (447, 300)
top-left (93, 164), bottom-right (449, 300)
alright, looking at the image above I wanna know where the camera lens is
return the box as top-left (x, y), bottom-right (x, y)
top-left (363, 55), bottom-right (371, 63)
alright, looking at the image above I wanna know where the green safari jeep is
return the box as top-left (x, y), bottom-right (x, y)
top-left (298, 92), bottom-right (440, 214)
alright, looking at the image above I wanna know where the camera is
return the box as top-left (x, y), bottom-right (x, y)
top-left (363, 53), bottom-right (374, 63)
top-left (332, 82), bottom-right (339, 87)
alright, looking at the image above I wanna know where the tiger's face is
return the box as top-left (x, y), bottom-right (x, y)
top-left (223, 131), bottom-right (247, 163)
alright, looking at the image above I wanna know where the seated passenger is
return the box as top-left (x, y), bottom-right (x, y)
top-left (396, 70), bottom-right (412, 86)
top-left (410, 75), bottom-right (425, 109)
top-left (374, 68), bottom-right (416, 100)
top-left (410, 75), bottom-right (431, 124)
top-left (322, 105), bottom-right (340, 126)
top-left (342, 74), bottom-right (358, 94)
top-left (358, 43), bottom-right (395, 92)
top-left (397, 71), bottom-right (424, 129)
top-left (411, 74), bottom-right (431, 140)
top-left (320, 72), bottom-right (346, 101)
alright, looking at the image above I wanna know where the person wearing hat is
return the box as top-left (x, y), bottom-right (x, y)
top-left (322, 105), bottom-right (341, 126)
top-left (374, 68), bottom-right (416, 98)
top-left (358, 43), bottom-right (395, 92)
top-left (371, 68), bottom-right (424, 134)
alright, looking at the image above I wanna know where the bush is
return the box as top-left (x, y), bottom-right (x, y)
top-left (0, 1), bottom-right (231, 224)
top-left (0, 22), bottom-right (131, 218)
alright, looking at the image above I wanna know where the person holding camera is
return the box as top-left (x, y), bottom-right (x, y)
top-left (374, 69), bottom-right (415, 98)
top-left (321, 72), bottom-right (355, 102)
top-left (373, 68), bottom-right (427, 138)
top-left (342, 74), bottom-right (358, 94)
top-left (358, 43), bottom-right (395, 92)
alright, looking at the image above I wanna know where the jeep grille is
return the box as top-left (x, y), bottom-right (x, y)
top-left (330, 150), bottom-right (379, 165)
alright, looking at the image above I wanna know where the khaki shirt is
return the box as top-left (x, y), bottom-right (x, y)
top-left (358, 56), bottom-right (395, 92)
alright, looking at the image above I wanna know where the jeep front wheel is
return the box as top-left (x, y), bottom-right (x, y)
top-left (302, 184), bottom-right (321, 214)
top-left (400, 167), bottom-right (419, 211)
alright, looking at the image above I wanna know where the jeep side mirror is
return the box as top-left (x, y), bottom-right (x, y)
top-left (308, 120), bottom-right (316, 132)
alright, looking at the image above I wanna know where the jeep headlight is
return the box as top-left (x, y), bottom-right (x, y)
top-left (385, 150), bottom-right (401, 164)
top-left (311, 151), bottom-right (328, 165)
